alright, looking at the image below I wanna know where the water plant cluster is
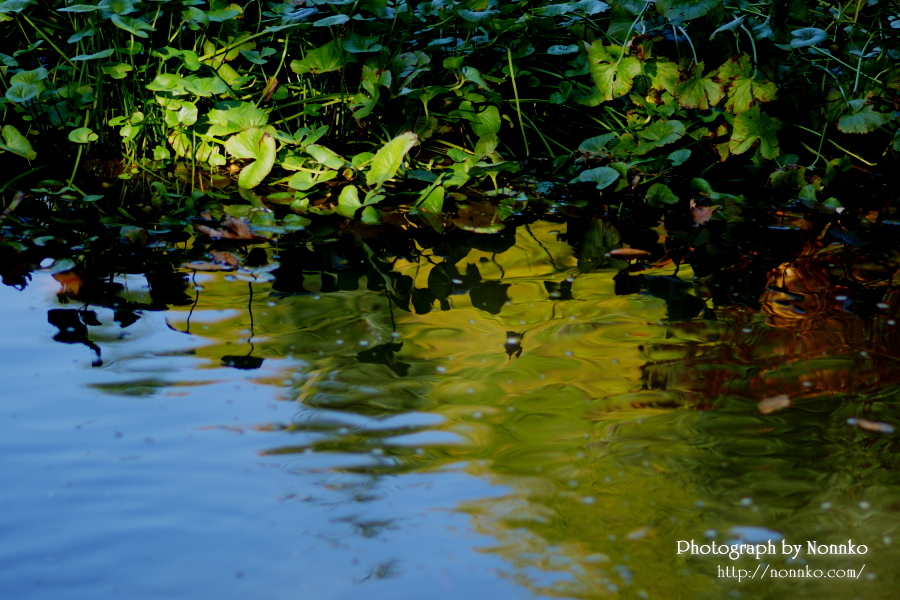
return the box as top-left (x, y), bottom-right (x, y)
top-left (1, 0), bottom-right (898, 230)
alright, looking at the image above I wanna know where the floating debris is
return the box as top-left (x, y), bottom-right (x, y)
top-left (758, 394), bottom-right (791, 414)
top-left (848, 418), bottom-right (895, 434)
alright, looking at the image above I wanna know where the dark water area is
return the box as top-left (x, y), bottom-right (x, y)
top-left (3, 211), bottom-right (900, 600)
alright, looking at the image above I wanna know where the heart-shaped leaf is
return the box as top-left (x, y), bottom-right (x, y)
top-left (0, 125), bottom-right (36, 160)
top-left (68, 127), bottom-right (98, 144)
top-left (225, 128), bottom-right (277, 189)
top-left (366, 132), bottom-right (418, 187)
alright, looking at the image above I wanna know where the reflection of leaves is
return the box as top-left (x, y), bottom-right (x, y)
top-left (577, 218), bottom-right (628, 272)
top-left (196, 215), bottom-right (266, 240)
top-left (48, 309), bottom-right (102, 366)
top-left (357, 342), bottom-right (410, 377)
top-left (614, 273), bottom-right (706, 320)
top-left (469, 281), bottom-right (511, 315)
top-left (505, 331), bottom-right (524, 359)
top-left (221, 355), bottom-right (264, 369)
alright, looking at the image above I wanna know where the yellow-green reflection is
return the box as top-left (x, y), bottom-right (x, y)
top-left (166, 221), bottom-right (900, 599)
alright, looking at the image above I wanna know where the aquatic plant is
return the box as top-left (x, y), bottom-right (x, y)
top-left (0, 0), bottom-right (898, 228)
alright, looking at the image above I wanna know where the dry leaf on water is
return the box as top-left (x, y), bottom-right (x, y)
top-left (758, 394), bottom-right (791, 414)
top-left (195, 215), bottom-right (265, 240)
top-left (606, 247), bottom-right (650, 258)
top-left (690, 199), bottom-right (716, 226)
top-left (847, 418), bottom-right (895, 434)
top-left (182, 250), bottom-right (242, 272)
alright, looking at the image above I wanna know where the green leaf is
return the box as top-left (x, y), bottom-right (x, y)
top-left (729, 105), bottom-right (781, 159)
top-left (206, 101), bottom-right (268, 135)
top-left (643, 58), bottom-right (680, 95)
top-left (468, 105), bottom-right (501, 136)
top-left (589, 42), bottom-right (642, 101)
top-left (342, 33), bottom-right (383, 53)
top-left (207, 8), bottom-right (239, 21)
top-left (98, 0), bottom-right (134, 15)
top-left (110, 14), bottom-right (154, 37)
top-left (790, 27), bottom-right (827, 48)
top-left (668, 148), bottom-right (691, 165)
top-left (58, 3), bottom-right (99, 12)
top-left (101, 62), bottom-right (133, 79)
top-left (224, 128), bottom-right (277, 189)
top-left (5, 82), bottom-right (41, 103)
top-left (290, 40), bottom-right (351, 75)
top-left (0, 125), bottom-right (36, 160)
top-left (645, 183), bottom-right (679, 206)
top-left (577, 166), bottom-right (620, 190)
top-left (67, 27), bottom-right (94, 42)
top-left (656, 0), bottom-right (720, 22)
top-left (337, 184), bottom-right (361, 218)
top-left (458, 8), bottom-right (498, 21)
top-left (68, 127), bottom-right (98, 143)
top-left (366, 132), bottom-right (418, 188)
top-left (411, 183), bottom-right (445, 232)
top-left (635, 119), bottom-right (685, 154)
top-left (72, 48), bottom-right (115, 61)
top-left (314, 14), bottom-right (350, 26)
top-left (306, 144), bottom-right (345, 169)
top-left (10, 67), bottom-right (47, 85)
top-left (474, 133), bottom-right (498, 155)
top-left (579, 133), bottom-right (617, 154)
top-left (182, 76), bottom-right (229, 97)
top-left (716, 54), bottom-right (777, 113)
top-left (548, 45), bottom-right (579, 55)
top-left (676, 62), bottom-right (724, 109)
top-left (837, 102), bottom-right (889, 133)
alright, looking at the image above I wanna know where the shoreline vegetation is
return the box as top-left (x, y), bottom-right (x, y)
top-left (0, 0), bottom-right (898, 268)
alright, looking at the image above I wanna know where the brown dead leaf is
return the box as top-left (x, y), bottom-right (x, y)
top-left (195, 215), bottom-right (265, 240)
top-left (210, 251), bottom-right (241, 266)
top-left (848, 418), bottom-right (895, 433)
top-left (758, 394), bottom-right (791, 414)
top-left (690, 198), bottom-right (716, 226)
top-left (53, 270), bottom-right (83, 296)
top-left (607, 247), bottom-right (650, 258)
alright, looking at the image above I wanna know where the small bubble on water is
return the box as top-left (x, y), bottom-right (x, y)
top-left (539, 373), bottom-right (546, 379)
top-left (415, 448), bottom-right (424, 455)
top-left (611, 358), bottom-right (619, 364)
top-left (519, 320), bottom-right (526, 325)
top-left (507, 337), bottom-right (518, 345)
top-left (371, 448), bottom-right (384, 456)
top-left (705, 529), bottom-right (717, 539)
top-left (335, 340), bottom-right (344, 345)
top-left (391, 332), bottom-right (400, 338)
top-left (569, 480), bottom-right (578, 488)
top-left (224, 275), bottom-right (236, 282)
top-left (835, 295), bottom-right (848, 301)
top-left (473, 411), bottom-right (482, 418)
top-left (889, 320), bottom-right (897, 326)
top-left (337, 428), bottom-right (349, 434)
top-left (313, 295), bottom-right (320, 300)
top-left (467, 388), bottom-right (474, 394)
top-left (860, 501), bottom-right (872, 511)
top-left (695, 501), bottom-right (705, 508)
top-left (267, 301), bottom-right (276, 307)
top-left (860, 351), bottom-right (869, 357)
top-left (604, 476), bottom-right (612, 483)
top-left (565, 350), bottom-right (573, 356)
top-left (877, 303), bottom-right (889, 309)
top-left (802, 381), bottom-right (812, 387)
top-left (740, 497), bottom-right (753, 506)
top-left (582, 496), bottom-right (595, 504)
top-left (469, 319), bottom-right (476, 324)
top-left (506, 406), bottom-right (515, 412)
top-left (451, 279), bottom-right (463, 285)
top-left (436, 366), bottom-right (447, 373)
top-left (821, 501), bottom-right (833, 510)
top-left (884, 536), bottom-right (892, 545)
top-left (359, 340), bottom-right (369, 347)
top-left (742, 328), bottom-right (752, 333)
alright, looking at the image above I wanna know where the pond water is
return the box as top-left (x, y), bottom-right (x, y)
top-left (3, 219), bottom-right (900, 600)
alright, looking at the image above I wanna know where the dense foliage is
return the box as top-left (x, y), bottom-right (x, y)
top-left (1, 0), bottom-right (898, 229)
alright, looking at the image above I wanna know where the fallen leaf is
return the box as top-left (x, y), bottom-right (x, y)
top-left (53, 270), bottom-right (84, 296)
top-left (848, 418), bottom-right (895, 433)
top-left (690, 198), bottom-right (716, 225)
top-left (606, 247), bottom-right (651, 257)
top-left (758, 394), bottom-right (791, 414)
top-left (210, 250), bottom-right (241, 266)
top-left (196, 216), bottom-right (265, 240)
